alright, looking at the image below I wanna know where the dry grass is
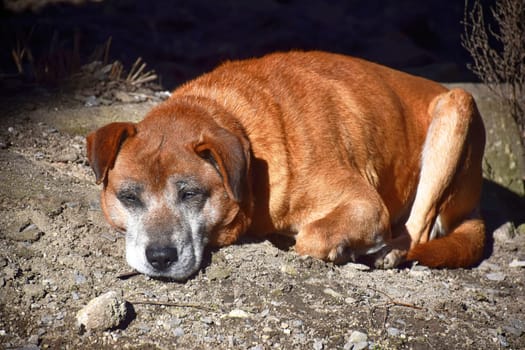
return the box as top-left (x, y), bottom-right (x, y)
top-left (10, 32), bottom-right (158, 88)
top-left (462, 0), bottom-right (525, 140)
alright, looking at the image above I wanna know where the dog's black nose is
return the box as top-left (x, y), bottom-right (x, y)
top-left (146, 246), bottom-right (178, 271)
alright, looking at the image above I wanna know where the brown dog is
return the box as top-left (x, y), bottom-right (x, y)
top-left (87, 51), bottom-right (485, 280)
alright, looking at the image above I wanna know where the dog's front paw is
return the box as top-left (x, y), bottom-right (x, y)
top-left (295, 237), bottom-right (352, 264)
top-left (374, 248), bottom-right (407, 269)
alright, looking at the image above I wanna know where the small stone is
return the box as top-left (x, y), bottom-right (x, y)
top-left (291, 319), bottom-right (303, 328)
top-left (353, 341), bottom-right (369, 350)
top-left (76, 291), bottom-right (129, 331)
top-left (28, 334), bottom-right (39, 345)
top-left (313, 339), bottom-right (324, 350)
top-left (280, 264), bottom-right (297, 275)
top-left (85, 95), bottom-right (100, 107)
top-left (409, 264), bottom-right (431, 277)
top-left (55, 151), bottom-right (78, 163)
top-left (23, 284), bottom-right (46, 301)
top-left (10, 223), bottom-right (43, 242)
top-left (349, 330), bottom-right (368, 343)
top-left (345, 262), bottom-right (370, 271)
top-left (387, 327), bottom-right (401, 337)
top-left (323, 288), bottom-right (343, 299)
top-left (486, 272), bottom-right (505, 281)
top-left (509, 259), bottom-right (525, 268)
top-left (114, 91), bottom-right (135, 103)
top-left (226, 309), bottom-right (251, 319)
top-left (206, 265), bottom-right (231, 280)
top-left (173, 327), bottom-right (184, 337)
top-left (493, 222), bottom-right (515, 243)
top-left (345, 297), bottom-right (357, 305)
top-left (200, 317), bottom-right (213, 325)
top-left (74, 271), bottom-right (87, 285)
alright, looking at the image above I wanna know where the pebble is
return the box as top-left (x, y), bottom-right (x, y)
top-left (323, 288), bottom-right (343, 299)
top-left (74, 271), bottom-right (87, 285)
top-left (485, 272), bottom-right (506, 281)
top-left (200, 317), bottom-right (213, 325)
top-left (349, 330), bottom-right (368, 343)
top-left (54, 151), bottom-right (78, 163)
top-left (313, 339), bottom-right (324, 350)
top-left (226, 309), bottom-right (251, 319)
top-left (509, 259), bottom-right (525, 268)
top-left (280, 264), bottom-right (298, 276)
top-left (344, 330), bottom-right (369, 350)
top-left (76, 291), bottom-right (129, 331)
top-left (23, 284), bottom-right (46, 301)
top-left (206, 265), bottom-right (231, 280)
top-left (114, 91), bottom-right (136, 103)
top-left (11, 223), bottom-right (43, 242)
top-left (352, 342), bottom-right (369, 350)
top-left (493, 222), bottom-right (515, 243)
top-left (173, 327), bottom-right (184, 337)
top-left (85, 95), bottom-right (100, 107)
top-left (345, 262), bottom-right (371, 271)
top-left (409, 264), bottom-right (431, 277)
top-left (387, 327), bottom-right (401, 337)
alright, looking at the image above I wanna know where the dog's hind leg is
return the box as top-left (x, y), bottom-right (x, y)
top-left (382, 88), bottom-right (486, 268)
top-left (294, 176), bottom-right (392, 264)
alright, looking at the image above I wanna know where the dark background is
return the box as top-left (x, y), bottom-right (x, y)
top-left (1, 0), bottom-right (496, 89)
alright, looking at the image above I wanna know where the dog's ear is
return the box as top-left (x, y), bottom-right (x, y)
top-left (86, 122), bottom-right (136, 185)
top-left (194, 128), bottom-right (249, 202)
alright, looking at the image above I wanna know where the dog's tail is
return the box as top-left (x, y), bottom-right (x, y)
top-left (406, 218), bottom-right (485, 268)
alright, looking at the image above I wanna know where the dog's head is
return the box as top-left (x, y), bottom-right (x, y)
top-left (86, 102), bottom-right (251, 280)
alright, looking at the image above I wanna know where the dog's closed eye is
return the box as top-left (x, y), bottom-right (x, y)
top-left (117, 188), bottom-right (143, 208)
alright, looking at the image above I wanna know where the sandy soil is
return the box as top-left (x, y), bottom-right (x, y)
top-left (0, 76), bottom-right (524, 350)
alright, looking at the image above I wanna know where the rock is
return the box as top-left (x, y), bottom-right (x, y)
top-left (9, 223), bottom-right (43, 242)
top-left (114, 91), bottom-right (136, 103)
top-left (280, 264), bottom-right (297, 276)
top-left (323, 288), bottom-right (343, 299)
top-left (85, 95), bottom-right (100, 107)
top-left (346, 330), bottom-right (369, 350)
top-left (54, 150), bottom-right (78, 163)
top-left (313, 339), bottom-right (324, 350)
top-left (76, 291), bottom-right (129, 331)
top-left (353, 342), bottom-right (369, 350)
top-left (409, 264), bottom-right (431, 277)
top-left (509, 259), bottom-right (525, 268)
top-left (493, 222), bottom-right (515, 243)
top-left (23, 283), bottom-right (46, 301)
top-left (206, 264), bottom-right (231, 280)
top-left (345, 262), bottom-right (371, 271)
top-left (387, 327), bottom-right (401, 337)
top-left (226, 309), bottom-right (251, 319)
top-left (74, 271), bottom-right (87, 285)
top-left (173, 327), bottom-right (184, 337)
top-left (486, 272), bottom-right (506, 281)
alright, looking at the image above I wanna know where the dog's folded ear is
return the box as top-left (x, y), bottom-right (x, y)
top-left (194, 127), bottom-right (249, 203)
top-left (86, 122), bottom-right (137, 185)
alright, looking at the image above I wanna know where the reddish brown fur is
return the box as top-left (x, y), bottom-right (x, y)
top-left (87, 51), bottom-right (486, 270)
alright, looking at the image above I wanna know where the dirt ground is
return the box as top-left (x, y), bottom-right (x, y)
top-left (0, 72), bottom-right (524, 350)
